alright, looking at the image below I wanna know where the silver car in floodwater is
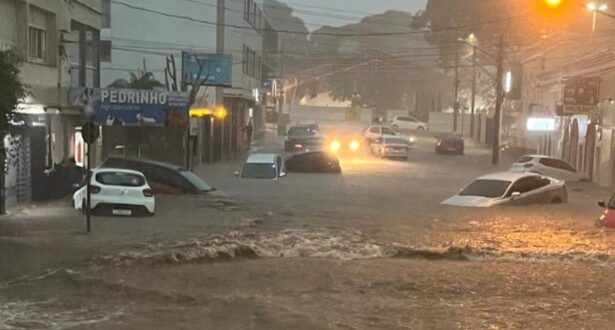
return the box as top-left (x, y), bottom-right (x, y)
top-left (442, 172), bottom-right (567, 208)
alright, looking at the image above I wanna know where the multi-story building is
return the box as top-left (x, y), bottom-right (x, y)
top-left (514, 25), bottom-right (615, 186)
top-left (1, 0), bottom-right (104, 206)
top-left (101, 0), bottom-right (266, 165)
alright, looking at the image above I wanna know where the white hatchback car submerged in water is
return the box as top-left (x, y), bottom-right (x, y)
top-left (509, 155), bottom-right (589, 182)
top-left (442, 172), bottom-right (567, 208)
top-left (73, 168), bottom-right (155, 216)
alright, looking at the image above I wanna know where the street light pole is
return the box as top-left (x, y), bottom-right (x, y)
top-left (470, 45), bottom-right (477, 139)
top-left (453, 50), bottom-right (460, 132)
top-left (587, 2), bottom-right (608, 32)
top-left (492, 37), bottom-right (505, 166)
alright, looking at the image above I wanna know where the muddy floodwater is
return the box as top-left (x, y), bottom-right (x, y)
top-left (2, 137), bottom-right (615, 329)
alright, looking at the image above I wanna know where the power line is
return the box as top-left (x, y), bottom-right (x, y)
top-left (111, 0), bottom-right (527, 37)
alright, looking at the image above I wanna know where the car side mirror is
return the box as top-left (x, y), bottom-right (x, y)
top-left (598, 200), bottom-right (607, 208)
top-left (234, 171), bottom-right (240, 177)
top-left (511, 191), bottom-right (521, 199)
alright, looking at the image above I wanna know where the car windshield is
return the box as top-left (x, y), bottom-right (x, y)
top-left (459, 179), bottom-right (511, 198)
top-left (516, 156), bottom-right (534, 163)
top-left (180, 171), bottom-right (215, 191)
top-left (288, 127), bottom-right (316, 137)
top-left (95, 172), bottom-right (145, 187)
top-left (241, 163), bottom-right (277, 179)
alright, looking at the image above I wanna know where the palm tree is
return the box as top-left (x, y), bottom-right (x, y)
top-left (106, 59), bottom-right (164, 90)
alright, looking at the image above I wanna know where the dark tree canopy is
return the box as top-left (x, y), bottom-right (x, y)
top-left (0, 50), bottom-right (26, 140)
top-left (308, 11), bottom-right (447, 111)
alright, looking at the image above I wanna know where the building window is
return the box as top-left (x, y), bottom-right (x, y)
top-left (28, 26), bottom-right (46, 63)
top-left (244, 0), bottom-right (261, 31)
top-left (100, 40), bottom-right (112, 62)
top-left (242, 45), bottom-right (261, 80)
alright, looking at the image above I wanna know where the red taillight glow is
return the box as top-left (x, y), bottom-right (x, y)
top-left (89, 185), bottom-right (101, 194)
top-left (143, 188), bottom-right (154, 197)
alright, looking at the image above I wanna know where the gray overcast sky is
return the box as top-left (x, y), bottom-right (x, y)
top-left (277, 0), bottom-right (427, 30)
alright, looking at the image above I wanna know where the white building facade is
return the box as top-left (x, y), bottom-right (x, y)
top-left (1, 0), bottom-right (104, 206)
top-left (101, 0), bottom-right (265, 164)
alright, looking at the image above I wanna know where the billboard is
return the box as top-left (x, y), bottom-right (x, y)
top-left (527, 118), bottom-right (556, 132)
top-left (182, 52), bottom-right (232, 87)
top-left (69, 88), bottom-right (190, 127)
top-left (562, 77), bottom-right (600, 115)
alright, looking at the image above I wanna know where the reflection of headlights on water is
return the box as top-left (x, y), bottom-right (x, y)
top-left (349, 140), bottom-right (360, 151)
top-left (330, 140), bottom-right (341, 152)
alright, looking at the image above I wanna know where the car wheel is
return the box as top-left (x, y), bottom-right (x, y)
top-left (551, 197), bottom-right (563, 204)
top-left (417, 126), bottom-right (425, 131)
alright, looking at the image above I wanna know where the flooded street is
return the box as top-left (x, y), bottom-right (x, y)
top-left (2, 136), bottom-right (615, 329)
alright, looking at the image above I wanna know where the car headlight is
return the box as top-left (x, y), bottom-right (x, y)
top-left (409, 136), bottom-right (416, 143)
top-left (349, 140), bottom-right (360, 151)
top-left (330, 140), bottom-right (341, 152)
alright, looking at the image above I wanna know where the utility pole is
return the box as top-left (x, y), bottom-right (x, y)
top-left (277, 41), bottom-right (285, 136)
top-left (453, 50), bottom-right (460, 132)
top-left (492, 37), bottom-right (505, 166)
top-left (470, 45), bottom-right (477, 139)
top-left (216, 0), bottom-right (225, 160)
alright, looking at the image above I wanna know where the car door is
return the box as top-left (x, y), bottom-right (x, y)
top-left (285, 154), bottom-right (304, 173)
top-left (395, 116), bottom-right (410, 130)
top-left (404, 116), bottom-right (419, 130)
top-left (506, 176), bottom-right (551, 205)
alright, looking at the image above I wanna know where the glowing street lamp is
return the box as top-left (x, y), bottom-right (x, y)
top-left (587, 2), bottom-right (608, 32)
top-left (545, 0), bottom-right (563, 7)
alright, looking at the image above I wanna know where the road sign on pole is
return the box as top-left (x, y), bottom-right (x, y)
top-left (80, 122), bottom-right (98, 233)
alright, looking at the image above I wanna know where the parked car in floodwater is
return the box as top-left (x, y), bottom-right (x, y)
top-left (73, 168), bottom-right (155, 216)
top-left (285, 150), bottom-right (341, 174)
top-left (442, 172), bottom-right (567, 208)
top-left (510, 155), bottom-right (588, 182)
top-left (236, 153), bottom-right (285, 180)
top-left (100, 157), bottom-right (216, 194)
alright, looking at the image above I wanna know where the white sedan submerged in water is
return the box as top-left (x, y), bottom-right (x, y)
top-left (442, 172), bottom-right (567, 208)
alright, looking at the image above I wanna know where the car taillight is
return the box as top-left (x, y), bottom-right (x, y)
top-left (294, 143), bottom-right (304, 149)
top-left (143, 188), bottom-right (154, 197)
top-left (524, 163), bottom-right (533, 168)
top-left (89, 185), bottom-right (101, 194)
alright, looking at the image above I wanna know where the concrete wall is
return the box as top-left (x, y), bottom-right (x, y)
top-left (428, 112), bottom-right (487, 138)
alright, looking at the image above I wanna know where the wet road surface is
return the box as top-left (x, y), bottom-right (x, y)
top-left (2, 134), bottom-right (615, 329)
